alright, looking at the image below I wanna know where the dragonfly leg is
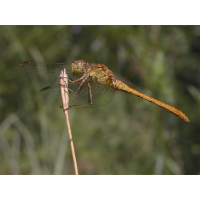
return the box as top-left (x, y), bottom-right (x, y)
top-left (63, 78), bottom-right (87, 95)
top-left (67, 78), bottom-right (88, 93)
top-left (74, 79), bottom-right (87, 94)
top-left (67, 75), bottom-right (86, 84)
top-left (67, 77), bottom-right (74, 81)
top-left (66, 87), bottom-right (77, 93)
top-left (67, 82), bottom-right (93, 109)
top-left (61, 74), bottom-right (88, 95)
top-left (87, 82), bottom-right (92, 105)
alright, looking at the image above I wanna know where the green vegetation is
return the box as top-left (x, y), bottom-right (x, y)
top-left (0, 25), bottom-right (199, 174)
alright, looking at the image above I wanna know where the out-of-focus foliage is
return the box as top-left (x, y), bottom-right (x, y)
top-left (0, 25), bottom-right (199, 175)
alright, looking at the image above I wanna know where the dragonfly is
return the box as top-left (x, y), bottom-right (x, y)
top-left (16, 60), bottom-right (190, 122)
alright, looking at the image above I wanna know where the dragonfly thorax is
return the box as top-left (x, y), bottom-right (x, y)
top-left (71, 60), bottom-right (87, 77)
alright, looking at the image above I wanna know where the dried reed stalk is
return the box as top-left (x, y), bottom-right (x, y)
top-left (60, 68), bottom-right (78, 175)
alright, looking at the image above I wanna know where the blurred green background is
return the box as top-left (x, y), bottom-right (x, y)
top-left (0, 25), bottom-right (199, 175)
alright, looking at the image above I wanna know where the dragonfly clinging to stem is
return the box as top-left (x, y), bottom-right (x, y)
top-left (17, 60), bottom-right (190, 122)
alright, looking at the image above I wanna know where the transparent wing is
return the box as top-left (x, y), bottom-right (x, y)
top-left (15, 61), bottom-right (115, 108)
top-left (68, 81), bottom-right (115, 108)
top-left (15, 61), bottom-right (66, 106)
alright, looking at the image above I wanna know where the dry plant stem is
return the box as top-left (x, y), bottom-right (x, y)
top-left (60, 68), bottom-right (79, 175)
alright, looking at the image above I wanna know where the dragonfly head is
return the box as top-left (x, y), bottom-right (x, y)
top-left (71, 60), bottom-right (86, 77)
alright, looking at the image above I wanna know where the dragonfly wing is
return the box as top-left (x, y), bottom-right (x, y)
top-left (16, 61), bottom-right (115, 108)
top-left (36, 84), bottom-right (62, 106)
top-left (16, 61), bottom-right (65, 106)
top-left (68, 81), bottom-right (115, 108)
